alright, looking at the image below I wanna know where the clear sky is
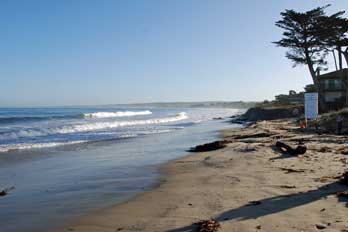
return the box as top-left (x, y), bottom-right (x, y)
top-left (0, 0), bottom-right (347, 107)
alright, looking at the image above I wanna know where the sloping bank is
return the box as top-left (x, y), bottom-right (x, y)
top-left (236, 105), bottom-right (303, 122)
top-left (239, 105), bottom-right (348, 134)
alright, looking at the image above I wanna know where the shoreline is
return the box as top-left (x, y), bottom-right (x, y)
top-left (58, 119), bottom-right (348, 232)
top-left (53, 138), bottom-right (213, 232)
top-left (0, 109), bottom-right (240, 232)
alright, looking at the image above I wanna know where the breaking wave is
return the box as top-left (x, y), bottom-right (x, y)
top-left (83, 110), bottom-right (152, 118)
top-left (0, 141), bottom-right (87, 153)
top-left (0, 129), bottom-right (175, 153)
top-left (0, 110), bottom-right (153, 124)
top-left (0, 112), bottom-right (188, 140)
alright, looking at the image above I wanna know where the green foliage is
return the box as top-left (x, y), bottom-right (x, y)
top-left (316, 11), bottom-right (348, 49)
top-left (304, 84), bottom-right (316, 92)
top-left (274, 6), bottom-right (330, 70)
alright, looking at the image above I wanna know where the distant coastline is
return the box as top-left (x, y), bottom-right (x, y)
top-left (0, 101), bottom-right (257, 109)
top-left (108, 101), bottom-right (257, 109)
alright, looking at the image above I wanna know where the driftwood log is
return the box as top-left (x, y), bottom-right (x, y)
top-left (0, 186), bottom-right (14, 197)
top-left (275, 141), bottom-right (307, 155)
top-left (232, 132), bottom-right (273, 140)
top-left (189, 140), bottom-right (228, 152)
top-left (194, 219), bottom-right (221, 232)
top-left (342, 171), bottom-right (348, 185)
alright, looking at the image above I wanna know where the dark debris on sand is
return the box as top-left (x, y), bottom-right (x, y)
top-left (279, 167), bottom-right (306, 173)
top-left (0, 186), bottom-right (15, 197)
top-left (275, 141), bottom-right (307, 156)
top-left (0, 190), bottom-right (7, 196)
top-left (341, 171), bottom-right (348, 185)
top-left (194, 219), bottom-right (221, 232)
top-left (189, 140), bottom-right (228, 152)
top-left (246, 200), bottom-right (262, 206)
top-left (336, 191), bottom-right (348, 198)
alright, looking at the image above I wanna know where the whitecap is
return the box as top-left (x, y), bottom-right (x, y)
top-left (83, 110), bottom-right (152, 119)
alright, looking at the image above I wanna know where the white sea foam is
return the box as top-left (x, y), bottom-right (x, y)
top-left (0, 112), bottom-right (188, 140)
top-left (0, 140), bottom-right (87, 153)
top-left (65, 112), bottom-right (187, 133)
top-left (83, 110), bottom-right (152, 118)
top-left (118, 129), bottom-right (173, 138)
top-left (0, 129), bottom-right (175, 153)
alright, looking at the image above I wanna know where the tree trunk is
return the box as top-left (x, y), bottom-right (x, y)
top-left (305, 49), bottom-right (326, 112)
top-left (343, 48), bottom-right (348, 68)
top-left (335, 46), bottom-right (348, 107)
top-left (341, 48), bottom-right (348, 106)
top-left (338, 46), bottom-right (343, 70)
top-left (336, 47), bottom-right (348, 106)
top-left (332, 50), bottom-right (338, 71)
top-left (305, 53), bottom-right (319, 87)
top-left (345, 80), bottom-right (348, 107)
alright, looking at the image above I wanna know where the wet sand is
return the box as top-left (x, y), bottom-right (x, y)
top-left (58, 119), bottom-right (348, 232)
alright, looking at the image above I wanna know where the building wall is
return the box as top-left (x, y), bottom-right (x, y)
top-left (324, 91), bottom-right (342, 102)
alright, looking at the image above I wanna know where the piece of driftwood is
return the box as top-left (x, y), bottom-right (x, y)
top-left (233, 132), bottom-right (273, 140)
top-left (189, 140), bottom-right (228, 152)
top-left (280, 185), bottom-right (296, 189)
top-left (336, 191), bottom-right (348, 207)
top-left (337, 191), bottom-right (348, 198)
top-left (318, 146), bottom-right (331, 153)
top-left (280, 168), bottom-right (306, 173)
top-left (318, 175), bottom-right (341, 183)
top-left (275, 141), bottom-right (307, 155)
top-left (194, 219), bottom-right (221, 232)
top-left (246, 200), bottom-right (262, 206)
top-left (0, 186), bottom-right (15, 197)
top-left (342, 171), bottom-right (348, 185)
top-left (315, 224), bottom-right (327, 230)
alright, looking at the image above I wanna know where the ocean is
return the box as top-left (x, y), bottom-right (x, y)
top-left (0, 106), bottom-right (242, 232)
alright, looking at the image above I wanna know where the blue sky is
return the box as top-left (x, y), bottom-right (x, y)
top-left (0, 0), bottom-right (347, 107)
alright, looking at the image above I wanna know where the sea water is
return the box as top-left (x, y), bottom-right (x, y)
top-left (0, 106), bottom-right (243, 232)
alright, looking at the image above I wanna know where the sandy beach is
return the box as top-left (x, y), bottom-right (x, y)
top-left (3, 1), bottom-right (348, 232)
top-left (59, 119), bottom-right (348, 232)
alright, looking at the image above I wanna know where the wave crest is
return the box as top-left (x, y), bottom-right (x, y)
top-left (83, 110), bottom-right (152, 119)
top-left (0, 112), bottom-right (188, 140)
top-left (56, 112), bottom-right (187, 134)
top-left (0, 140), bottom-right (87, 153)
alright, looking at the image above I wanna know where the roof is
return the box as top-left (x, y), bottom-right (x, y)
top-left (318, 68), bottom-right (348, 80)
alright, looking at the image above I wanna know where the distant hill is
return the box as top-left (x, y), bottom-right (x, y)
top-left (111, 101), bottom-right (257, 109)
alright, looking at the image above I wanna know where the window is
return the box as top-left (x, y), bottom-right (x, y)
top-left (324, 79), bottom-right (341, 90)
top-left (334, 79), bottom-right (341, 89)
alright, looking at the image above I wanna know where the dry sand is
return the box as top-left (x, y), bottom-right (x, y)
top-left (58, 119), bottom-right (348, 232)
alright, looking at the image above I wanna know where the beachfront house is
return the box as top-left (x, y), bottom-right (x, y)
top-left (275, 90), bottom-right (304, 105)
top-left (318, 68), bottom-right (348, 110)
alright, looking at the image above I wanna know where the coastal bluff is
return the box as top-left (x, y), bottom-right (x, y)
top-left (239, 105), bottom-right (304, 121)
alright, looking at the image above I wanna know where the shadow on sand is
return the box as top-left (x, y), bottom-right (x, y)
top-left (167, 182), bottom-right (347, 232)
